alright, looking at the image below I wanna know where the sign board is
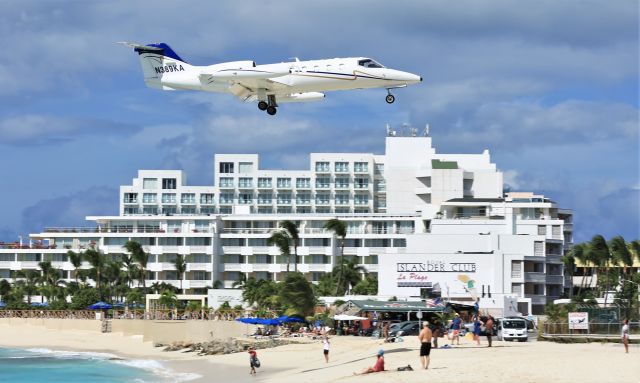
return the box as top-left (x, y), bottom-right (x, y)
top-left (416, 310), bottom-right (423, 319)
top-left (379, 253), bottom-right (496, 298)
top-left (568, 312), bottom-right (589, 330)
top-left (207, 289), bottom-right (244, 310)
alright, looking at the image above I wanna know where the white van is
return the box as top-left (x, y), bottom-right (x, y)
top-left (497, 317), bottom-right (528, 342)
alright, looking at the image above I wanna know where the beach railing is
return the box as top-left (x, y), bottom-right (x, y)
top-left (542, 321), bottom-right (639, 339)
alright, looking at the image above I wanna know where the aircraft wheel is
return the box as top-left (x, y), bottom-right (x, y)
top-left (258, 101), bottom-right (268, 111)
top-left (385, 94), bottom-right (395, 104)
top-left (266, 106), bottom-right (277, 115)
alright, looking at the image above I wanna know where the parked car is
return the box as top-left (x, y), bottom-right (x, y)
top-left (496, 317), bottom-right (528, 342)
top-left (388, 321), bottom-right (420, 337)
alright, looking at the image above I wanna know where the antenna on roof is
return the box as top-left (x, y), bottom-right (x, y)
top-left (424, 123), bottom-right (430, 136)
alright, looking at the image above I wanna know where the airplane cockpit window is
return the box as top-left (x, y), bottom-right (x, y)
top-left (358, 59), bottom-right (385, 68)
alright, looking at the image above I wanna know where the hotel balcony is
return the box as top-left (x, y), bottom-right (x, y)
top-left (185, 280), bottom-right (209, 289)
top-left (526, 295), bottom-right (548, 305)
top-left (546, 275), bottom-right (564, 285)
top-left (186, 263), bottom-right (212, 272)
top-left (524, 272), bottom-right (546, 283)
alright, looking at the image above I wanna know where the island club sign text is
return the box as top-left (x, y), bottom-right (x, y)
top-left (397, 261), bottom-right (477, 273)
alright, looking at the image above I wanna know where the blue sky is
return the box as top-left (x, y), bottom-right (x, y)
top-left (0, 0), bottom-right (638, 243)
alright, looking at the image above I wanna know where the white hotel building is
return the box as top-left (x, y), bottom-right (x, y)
top-left (0, 129), bottom-right (572, 315)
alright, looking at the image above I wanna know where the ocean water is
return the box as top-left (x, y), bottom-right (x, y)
top-left (0, 347), bottom-right (200, 382)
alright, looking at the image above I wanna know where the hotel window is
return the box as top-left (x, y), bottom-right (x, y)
top-left (192, 271), bottom-right (209, 280)
top-left (277, 177), bottom-right (291, 188)
top-left (258, 193), bottom-right (272, 204)
top-left (335, 177), bottom-right (349, 189)
top-left (239, 193), bottom-right (253, 204)
top-left (277, 193), bottom-right (292, 204)
top-left (181, 207), bottom-right (196, 214)
top-left (124, 207), bottom-right (139, 215)
top-left (219, 162), bottom-right (234, 174)
top-left (296, 193), bottom-right (311, 204)
top-left (162, 178), bottom-right (177, 189)
top-left (162, 206), bottom-right (177, 215)
top-left (354, 162), bottom-right (368, 172)
top-left (277, 207), bottom-right (292, 214)
top-left (161, 193), bottom-right (176, 203)
top-left (181, 193), bottom-right (196, 204)
top-left (374, 163), bottom-right (384, 175)
top-left (354, 195), bottom-right (369, 205)
top-left (316, 207), bottom-right (330, 213)
top-left (142, 193), bottom-right (157, 203)
top-left (219, 207), bottom-right (232, 214)
top-left (258, 177), bottom-right (272, 188)
top-left (374, 180), bottom-right (386, 192)
top-left (219, 177), bottom-right (234, 187)
top-left (143, 178), bottom-right (157, 189)
top-left (315, 193), bottom-right (330, 205)
top-left (335, 193), bottom-right (349, 205)
top-left (200, 193), bottom-right (215, 204)
top-left (238, 177), bottom-right (253, 188)
top-left (219, 193), bottom-right (234, 204)
top-left (124, 193), bottom-right (138, 203)
top-left (335, 161), bottom-right (349, 172)
top-left (354, 177), bottom-right (369, 189)
top-left (315, 177), bottom-right (330, 189)
top-left (258, 207), bottom-right (273, 214)
top-left (296, 207), bottom-right (312, 213)
top-left (201, 207), bottom-right (215, 214)
top-left (238, 162), bottom-right (253, 173)
top-left (315, 161), bottom-right (330, 172)
top-left (296, 178), bottom-right (311, 188)
top-left (335, 207), bottom-right (350, 214)
top-left (143, 206), bottom-right (158, 214)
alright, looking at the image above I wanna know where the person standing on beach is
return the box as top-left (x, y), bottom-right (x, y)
top-left (418, 321), bottom-right (433, 369)
top-left (450, 313), bottom-right (462, 345)
top-left (323, 335), bottom-right (330, 363)
top-left (485, 316), bottom-right (494, 347)
top-left (621, 319), bottom-right (629, 353)
top-left (248, 347), bottom-right (259, 375)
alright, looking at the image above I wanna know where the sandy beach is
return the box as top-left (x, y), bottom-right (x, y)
top-left (1, 322), bottom-right (638, 383)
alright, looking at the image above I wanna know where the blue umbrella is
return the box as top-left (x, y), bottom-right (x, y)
top-left (89, 301), bottom-right (112, 310)
top-left (258, 318), bottom-right (282, 326)
top-left (31, 302), bottom-right (49, 307)
top-left (278, 315), bottom-right (305, 323)
top-left (236, 317), bottom-right (260, 324)
top-left (0, 302), bottom-right (6, 308)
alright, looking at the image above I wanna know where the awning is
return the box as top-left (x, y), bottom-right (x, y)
top-left (348, 300), bottom-right (446, 313)
top-left (334, 314), bottom-right (368, 321)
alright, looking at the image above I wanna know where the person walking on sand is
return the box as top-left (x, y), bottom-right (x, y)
top-left (622, 319), bottom-right (629, 353)
top-left (323, 335), bottom-right (330, 363)
top-left (485, 316), bottom-right (494, 347)
top-left (418, 321), bottom-right (433, 369)
top-left (248, 347), bottom-right (259, 375)
top-left (354, 349), bottom-right (385, 375)
top-left (473, 316), bottom-right (482, 346)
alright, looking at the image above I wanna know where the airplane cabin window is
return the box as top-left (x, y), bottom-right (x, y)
top-left (358, 59), bottom-right (384, 68)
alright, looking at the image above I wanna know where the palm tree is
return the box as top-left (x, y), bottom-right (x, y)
top-left (324, 219), bottom-right (347, 295)
top-left (126, 289), bottom-right (144, 308)
top-left (67, 250), bottom-right (83, 284)
top-left (231, 273), bottom-right (247, 289)
top-left (608, 236), bottom-right (632, 308)
top-left (280, 220), bottom-right (300, 272)
top-left (561, 252), bottom-right (576, 299)
top-left (588, 235), bottom-right (610, 304)
top-left (83, 248), bottom-right (106, 300)
top-left (124, 241), bottom-right (150, 291)
top-left (332, 258), bottom-right (367, 295)
top-left (268, 231), bottom-right (292, 274)
top-left (158, 289), bottom-right (178, 309)
top-left (120, 252), bottom-right (138, 288)
top-left (15, 269), bottom-right (40, 304)
top-left (172, 255), bottom-right (187, 294)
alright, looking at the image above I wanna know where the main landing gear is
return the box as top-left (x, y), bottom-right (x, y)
top-left (258, 95), bottom-right (278, 115)
top-left (385, 89), bottom-right (395, 104)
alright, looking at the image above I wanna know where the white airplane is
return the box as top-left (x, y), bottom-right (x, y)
top-left (119, 42), bottom-right (422, 115)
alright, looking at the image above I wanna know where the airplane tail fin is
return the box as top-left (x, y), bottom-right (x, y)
top-left (118, 42), bottom-right (191, 90)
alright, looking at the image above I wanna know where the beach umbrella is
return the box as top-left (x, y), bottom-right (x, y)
top-left (89, 301), bottom-right (112, 310)
top-left (30, 302), bottom-right (49, 307)
top-left (236, 317), bottom-right (261, 324)
top-left (277, 315), bottom-right (305, 323)
top-left (0, 302), bottom-right (6, 308)
top-left (258, 318), bottom-right (282, 326)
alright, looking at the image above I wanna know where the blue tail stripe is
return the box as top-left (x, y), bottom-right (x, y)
top-left (146, 43), bottom-right (185, 63)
